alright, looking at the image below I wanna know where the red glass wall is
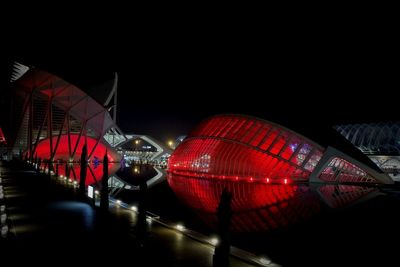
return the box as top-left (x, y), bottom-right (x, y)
top-left (33, 134), bottom-right (117, 162)
top-left (33, 134), bottom-right (119, 185)
top-left (168, 115), bottom-right (325, 183)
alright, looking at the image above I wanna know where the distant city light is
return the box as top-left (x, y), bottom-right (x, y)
top-left (131, 206), bottom-right (138, 212)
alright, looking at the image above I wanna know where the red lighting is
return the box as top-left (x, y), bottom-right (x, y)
top-left (29, 134), bottom-right (119, 185)
top-left (0, 127), bottom-right (6, 145)
top-left (167, 173), bottom-right (322, 232)
top-left (168, 115), bottom-right (325, 183)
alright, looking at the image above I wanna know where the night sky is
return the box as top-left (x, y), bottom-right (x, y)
top-left (1, 18), bottom-right (398, 143)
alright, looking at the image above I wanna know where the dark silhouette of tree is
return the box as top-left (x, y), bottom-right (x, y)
top-left (100, 151), bottom-right (109, 211)
top-left (213, 187), bottom-right (233, 267)
top-left (79, 144), bottom-right (87, 198)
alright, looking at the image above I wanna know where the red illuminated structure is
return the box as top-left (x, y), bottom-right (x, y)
top-left (0, 127), bottom-right (6, 145)
top-left (8, 66), bottom-right (121, 184)
top-left (168, 115), bottom-right (393, 184)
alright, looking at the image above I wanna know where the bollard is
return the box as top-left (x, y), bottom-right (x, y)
top-left (1, 225), bottom-right (8, 238)
top-left (0, 193), bottom-right (4, 200)
top-left (0, 205), bottom-right (5, 213)
top-left (0, 177), bottom-right (2, 183)
top-left (1, 213), bottom-right (6, 224)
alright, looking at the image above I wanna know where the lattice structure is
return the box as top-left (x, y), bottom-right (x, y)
top-left (169, 115), bottom-right (324, 183)
top-left (168, 115), bottom-right (392, 184)
top-left (9, 68), bottom-right (120, 179)
top-left (335, 122), bottom-right (400, 155)
top-left (319, 157), bottom-right (377, 183)
top-left (335, 122), bottom-right (400, 180)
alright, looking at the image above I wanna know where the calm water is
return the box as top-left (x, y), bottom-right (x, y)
top-left (114, 165), bottom-right (400, 266)
top-left (67, 163), bottom-right (400, 266)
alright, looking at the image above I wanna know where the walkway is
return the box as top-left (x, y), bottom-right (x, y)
top-left (0, 160), bottom-right (264, 266)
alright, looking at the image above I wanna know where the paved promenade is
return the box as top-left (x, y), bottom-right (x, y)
top-left (0, 161), bottom-right (265, 266)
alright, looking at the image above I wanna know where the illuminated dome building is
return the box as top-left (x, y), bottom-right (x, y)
top-left (168, 114), bottom-right (393, 185)
top-left (6, 63), bottom-right (121, 184)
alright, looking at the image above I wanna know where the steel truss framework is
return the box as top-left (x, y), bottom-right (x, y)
top-left (335, 122), bottom-right (400, 180)
top-left (10, 68), bottom-right (120, 164)
top-left (335, 122), bottom-right (400, 155)
top-left (168, 115), bottom-right (393, 184)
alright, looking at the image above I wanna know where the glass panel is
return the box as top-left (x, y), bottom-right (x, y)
top-left (259, 128), bottom-right (279, 150)
top-left (250, 125), bottom-right (271, 147)
top-left (291, 143), bottom-right (312, 166)
top-left (269, 131), bottom-right (289, 155)
top-left (280, 135), bottom-right (301, 160)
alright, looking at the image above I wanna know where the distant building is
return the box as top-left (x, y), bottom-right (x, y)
top-left (335, 122), bottom-right (400, 181)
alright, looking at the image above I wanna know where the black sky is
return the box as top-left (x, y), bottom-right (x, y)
top-left (1, 14), bottom-right (398, 142)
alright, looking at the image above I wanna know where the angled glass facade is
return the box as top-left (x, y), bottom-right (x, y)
top-left (335, 122), bottom-right (400, 181)
top-left (168, 115), bottom-right (393, 184)
top-left (169, 115), bottom-right (324, 183)
top-left (9, 68), bottom-right (120, 184)
top-left (335, 122), bottom-right (400, 155)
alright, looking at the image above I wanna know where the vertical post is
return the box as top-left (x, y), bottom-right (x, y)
top-left (100, 150), bottom-right (109, 211)
top-left (52, 114), bottom-right (67, 160)
top-left (213, 188), bottom-right (233, 267)
top-left (48, 94), bottom-right (53, 162)
top-left (113, 73), bottom-right (118, 124)
top-left (67, 112), bottom-right (71, 161)
top-left (28, 93), bottom-right (33, 160)
top-left (79, 144), bottom-right (87, 199)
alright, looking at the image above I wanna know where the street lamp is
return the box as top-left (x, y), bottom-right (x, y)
top-left (135, 139), bottom-right (140, 151)
top-left (168, 140), bottom-right (174, 149)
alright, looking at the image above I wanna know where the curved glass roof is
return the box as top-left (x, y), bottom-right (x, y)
top-left (335, 122), bottom-right (400, 155)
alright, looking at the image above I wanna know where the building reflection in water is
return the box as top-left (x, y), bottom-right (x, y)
top-left (167, 174), bottom-right (380, 233)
